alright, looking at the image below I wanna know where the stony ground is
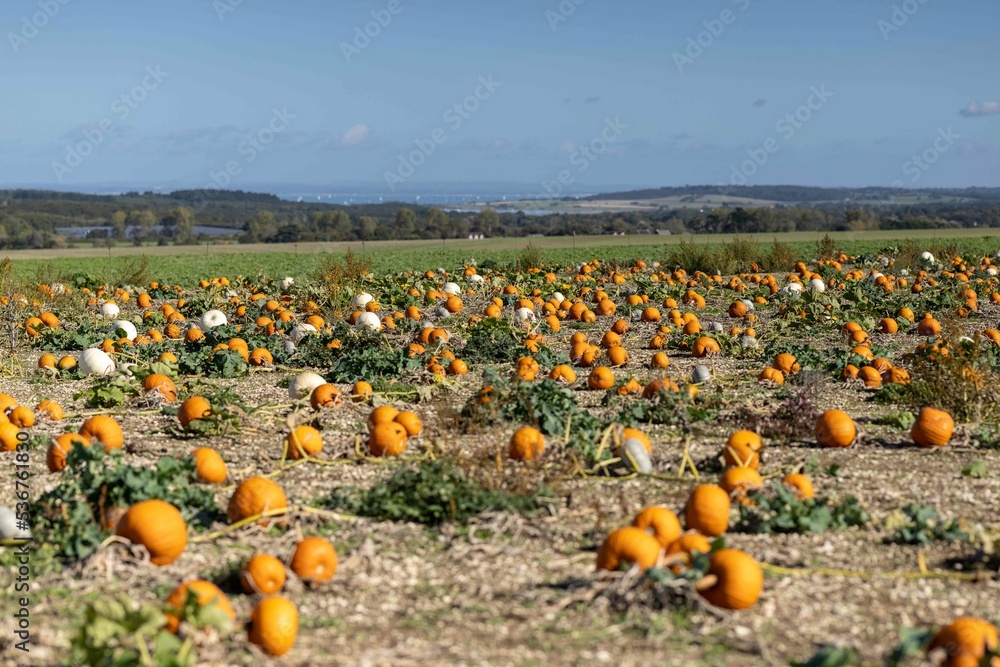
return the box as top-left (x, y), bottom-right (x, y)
top-left (1, 281), bottom-right (999, 666)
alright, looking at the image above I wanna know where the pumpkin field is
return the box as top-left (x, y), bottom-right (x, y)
top-left (2, 238), bottom-right (1000, 666)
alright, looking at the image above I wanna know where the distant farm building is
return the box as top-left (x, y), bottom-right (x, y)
top-left (468, 233), bottom-right (485, 240)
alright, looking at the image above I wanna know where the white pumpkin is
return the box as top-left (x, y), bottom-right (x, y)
top-left (621, 439), bottom-right (653, 474)
top-left (289, 323), bottom-right (316, 344)
top-left (467, 274), bottom-right (485, 284)
top-left (100, 302), bottom-right (120, 319)
top-left (278, 277), bottom-right (294, 291)
top-left (739, 335), bottom-right (758, 348)
top-left (442, 282), bottom-right (461, 296)
top-left (288, 371), bottom-right (326, 400)
top-left (111, 320), bottom-right (138, 341)
top-left (551, 292), bottom-right (566, 305)
top-left (355, 312), bottom-right (381, 332)
top-left (283, 341), bottom-right (297, 354)
top-left (0, 505), bottom-right (31, 540)
top-left (691, 365), bottom-right (712, 384)
top-left (514, 307), bottom-right (536, 323)
top-left (79, 348), bottom-right (115, 376)
top-left (740, 299), bottom-right (754, 312)
top-left (200, 310), bottom-right (228, 329)
top-left (351, 293), bottom-right (374, 310)
top-left (920, 251), bottom-right (935, 264)
top-left (809, 278), bottom-right (826, 293)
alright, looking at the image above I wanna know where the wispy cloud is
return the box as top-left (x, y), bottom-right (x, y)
top-left (584, 96), bottom-right (601, 104)
top-left (329, 123), bottom-right (371, 148)
top-left (753, 98), bottom-right (767, 107)
top-left (959, 100), bottom-right (1000, 118)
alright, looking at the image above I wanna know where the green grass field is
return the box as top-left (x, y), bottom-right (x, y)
top-left (4, 229), bottom-right (1000, 286)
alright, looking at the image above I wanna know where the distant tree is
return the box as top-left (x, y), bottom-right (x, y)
top-left (357, 215), bottom-right (378, 240)
top-left (243, 210), bottom-right (277, 243)
top-left (425, 207), bottom-right (448, 239)
top-left (395, 208), bottom-right (417, 239)
top-left (330, 211), bottom-right (353, 241)
top-left (162, 206), bottom-right (195, 244)
top-left (473, 208), bottom-right (500, 237)
top-left (127, 209), bottom-right (157, 244)
top-left (110, 210), bottom-right (127, 239)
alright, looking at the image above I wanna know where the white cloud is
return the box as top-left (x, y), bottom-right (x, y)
top-left (331, 123), bottom-right (371, 148)
top-left (959, 101), bottom-right (1000, 117)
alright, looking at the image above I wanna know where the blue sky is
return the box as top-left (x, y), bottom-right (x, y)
top-left (2, 0), bottom-right (998, 193)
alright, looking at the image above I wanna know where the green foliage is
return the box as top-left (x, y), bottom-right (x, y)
top-left (789, 645), bottom-right (862, 667)
top-left (608, 385), bottom-right (719, 427)
top-left (874, 411), bottom-right (916, 430)
top-left (737, 482), bottom-right (870, 535)
top-left (461, 317), bottom-right (527, 364)
top-left (34, 444), bottom-right (219, 560)
top-left (74, 375), bottom-right (140, 408)
top-left (962, 460), bottom-right (989, 478)
top-left (31, 320), bottom-right (106, 351)
top-left (889, 504), bottom-right (968, 546)
top-left (325, 460), bottom-right (550, 526)
top-left (70, 592), bottom-right (229, 667)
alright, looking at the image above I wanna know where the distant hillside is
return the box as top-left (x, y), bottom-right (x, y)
top-left (584, 185), bottom-right (1000, 205)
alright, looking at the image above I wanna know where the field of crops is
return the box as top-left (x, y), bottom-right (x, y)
top-left (2, 236), bottom-right (1000, 666)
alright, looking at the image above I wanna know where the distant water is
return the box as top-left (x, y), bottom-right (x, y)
top-left (273, 192), bottom-right (596, 207)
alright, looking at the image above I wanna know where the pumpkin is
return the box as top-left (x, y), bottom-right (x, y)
top-left (285, 425), bottom-right (323, 460)
top-left (7, 406), bottom-right (34, 428)
top-left (310, 383), bottom-right (342, 410)
top-left (772, 353), bottom-right (799, 374)
top-left (248, 596), bottom-right (299, 657)
top-left (351, 380), bottom-right (373, 403)
top-left (782, 473), bottom-right (815, 500)
top-left (0, 423), bottom-right (22, 451)
top-left (227, 477), bottom-right (288, 525)
top-left (815, 410), bottom-right (856, 447)
top-left (509, 426), bottom-right (545, 461)
top-left (587, 366), bottom-right (615, 390)
top-left (719, 467), bottom-right (763, 504)
top-left (691, 336), bottom-right (721, 358)
top-left (757, 368), bottom-right (784, 385)
top-left (595, 526), bottom-right (662, 571)
top-left (35, 400), bottom-right (63, 421)
top-left (47, 432), bottom-right (88, 471)
top-left (928, 616), bottom-right (999, 667)
top-left (142, 373), bottom-right (177, 402)
top-left (164, 580), bottom-right (235, 634)
top-left (191, 447), bottom-right (227, 483)
top-left (241, 553), bottom-right (287, 595)
top-left (78, 415), bottom-right (124, 452)
top-left (369, 422), bottom-right (408, 457)
top-left (290, 536), bottom-right (338, 586)
top-left (911, 407), bottom-right (954, 448)
top-left (178, 396), bottom-right (212, 430)
top-left (664, 532), bottom-right (712, 572)
top-left (723, 431), bottom-right (762, 469)
top-left (684, 484), bottom-right (731, 537)
top-left (632, 506), bottom-right (681, 547)
top-left (698, 549), bottom-right (763, 611)
top-left (394, 411), bottom-right (423, 436)
top-left (115, 499), bottom-right (188, 566)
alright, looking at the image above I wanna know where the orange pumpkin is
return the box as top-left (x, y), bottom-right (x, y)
top-left (698, 549), bottom-right (763, 611)
top-left (911, 407), bottom-right (954, 448)
top-left (509, 426), bottom-right (545, 461)
top-left (815, 410), bottom-right (856, 448)
top-left (595, 526), bottom-right (662, 571)
top-left (115, 499), bottom-right (188, 566)
top-left (164, 580), bottom-right (235, 634)
top-left (632, 506), bottom-right (681, 548)
top-left (290, 536), bottom-right (338, 586)
top-left (928, 617), bottom-right (999, 667)
top-left (227, 477), bottom-right (288, 525)
top-left (723, 431), bottom-right (762, 469)
top-left (684, 484), bottom-right (731, 537)
top-left (285, 425), bottom-right (323, 460)
top-left (248, 596), bottom-right (299, 657)
top-left (191, 447), bottom-right (227, 483)
top-left (241, 553), bottom-right (287, 595)
top-left (78, 415), bottom-right (124, 452)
